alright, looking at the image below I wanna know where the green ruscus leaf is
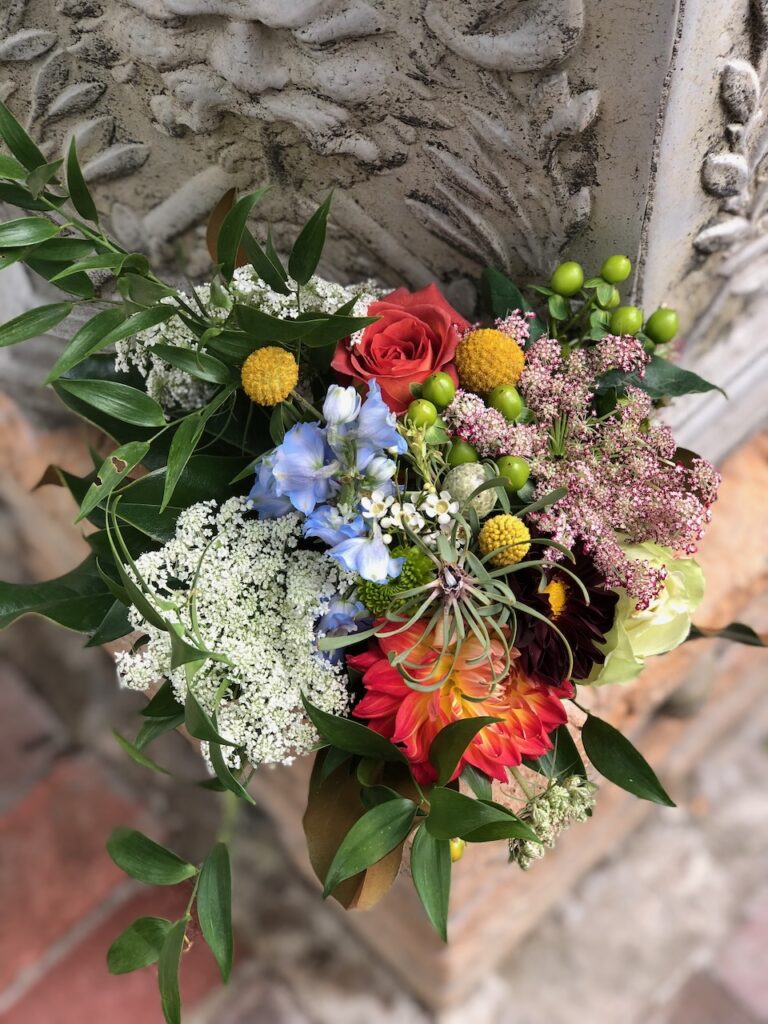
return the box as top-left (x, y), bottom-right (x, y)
top-left (107, 916), bottom-right (173, 975)
top-left (322, 798), bottom-right (416, 897)
top-left (524, 723), bottom-right (587, 781)
top-left (158, 918), bottom-right (187, 1024)
top-left (56, 378), bottom-right (166, 427)
top-left (0, 216), bottom-right (59, 248)
top-left (426, 787), bottom-right (539, 843)
top-left (288, 192), bottom-right (332, 285)
top-left (581, 713), bottom-right (675, 806)
top-left (106, 827), bottom-right (198, 885)
top-left (687, 621), bottom-right (767, 647)
top-left (0, 301), bottom-right (72, 348)
top-left (302, 696), bottom-right (407, 764)
top-left (77, 441), bottom-right (150, 522)
top-left (410, 824), bottom-right (451, 942)
top-left (428, 717), bottom-right (500, 786)
top-left (0, 99), bottom-right (46, 170)
top-left (197, 843), bottom-right (233, 981)
top-left (66, 136), bottom-right (99, 223)
top-left (216, 186), bottom-right (271, 280)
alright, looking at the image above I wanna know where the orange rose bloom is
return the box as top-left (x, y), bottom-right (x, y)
top-left (350, 620), bottom-right (573, 784)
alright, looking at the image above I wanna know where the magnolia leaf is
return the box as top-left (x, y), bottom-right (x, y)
top-left (184, 691), bottom-right (236, 746)
top-left (0, 554), bottom-right (112, 633)
top-left (303, 750), bottom-right (407, 909)
top-left (321, 797), bottom-right (416, 897)
top-left (142, 680), bottom-right (183, 718)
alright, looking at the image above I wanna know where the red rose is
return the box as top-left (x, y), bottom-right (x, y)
top-left (331, 283), bottom-right (470, 413)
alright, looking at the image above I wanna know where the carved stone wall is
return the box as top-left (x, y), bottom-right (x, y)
top-left (0, 0), bottom-right (766, 453)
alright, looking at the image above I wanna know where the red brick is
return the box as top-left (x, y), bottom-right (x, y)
top-left (0, 755), bottom-right (144, 990)
top-left (714, 886), bottom-right (768, 1023)
top-left (0, 663), bottom-right (64, 812)
top-left (2, 887), bottom-right (223, 1024)
top-left (664, 971), bottom-right (759, 1024)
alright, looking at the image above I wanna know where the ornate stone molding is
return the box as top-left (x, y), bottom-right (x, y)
top-left (0, 0), bottom-right (599, 292)
top-left (689, 0), bottom-right (768, 343)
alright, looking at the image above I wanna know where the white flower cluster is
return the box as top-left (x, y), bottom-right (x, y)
top-left (115, 270), bottom-right (382, 412)
top-left (114, 284), bottom-right (226, 411)
top-left (230, 266), bottom-right (382, 327)
top-left (360, 488), bottom-right (460, 548)
top-left (508, 775), bottom-right (597, 870)
top-left (115, 497), bottom-right (355, 768)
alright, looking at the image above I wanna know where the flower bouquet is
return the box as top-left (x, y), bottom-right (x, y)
top-left (0, 103), bottom-right (764, 1022)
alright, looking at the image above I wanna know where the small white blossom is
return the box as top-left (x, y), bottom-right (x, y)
top-left (360, 489), bottom-right (394, 519)
top-left (423, 490), bottom-right (460, 525)
top-left (115, 499), bottom-right (354, 769)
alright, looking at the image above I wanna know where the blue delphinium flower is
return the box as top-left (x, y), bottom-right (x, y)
top-left (328, 522), bottom-right (404, 583)
top-left (323, 384), bottom-right (361, 427)
top-left (272, 422), bottom-right (340, 515)
top-left (316, 598), bottom-right (372, 663)
top-left (356, 380), bottom-right (407, 461)
top-left (303, 504), bottom-right (366, 546)
top-left (358, 452), bottom-right (397, 490)
top-left (248, 453), bottom-right (293, 518)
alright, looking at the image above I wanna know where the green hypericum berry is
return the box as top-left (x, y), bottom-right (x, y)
top-left (608, 305), bottom-right (644, 336)
top-left (496, 455), bottom-right (531, 492)
top-left (644, 307), bottom-right (679, 344)
top-left (488, 384), bottom-right (523, 422)
top-left (421, 372), bottom-right (456, 410)
top-left (447, 440), bottom-right (479, 466)
top-left (596, 285), bottom-right (621, 310)
top-left (600, 255), bottom-right (632, 284)
top-left (550, 261), bottom-right (584, 297)
top-left (406, 398), bottom-right (437, 427)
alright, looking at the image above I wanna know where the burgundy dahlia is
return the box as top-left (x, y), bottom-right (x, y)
top-left (512, 547), bottom-right (618, 686)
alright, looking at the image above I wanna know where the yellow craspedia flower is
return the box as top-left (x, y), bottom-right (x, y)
top-left (241, 346), bottom-right (298, 406)
top-left (478, 514), bottom-right (531, 567)
top-left (455, 328), bottom-right (525, 393)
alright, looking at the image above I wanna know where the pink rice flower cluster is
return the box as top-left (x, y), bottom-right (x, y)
top-left (443, 389), bottom-right (541, 458)
top-left (495, 309), bottom-right (536, 344)
top-left (445, 332), bottom-right (721, 608)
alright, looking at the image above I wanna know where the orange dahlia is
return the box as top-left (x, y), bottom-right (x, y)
top-left (349, 620), bottom-right (573, 784)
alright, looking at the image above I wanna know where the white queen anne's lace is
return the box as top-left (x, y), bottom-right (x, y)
top-left (116, 498), bottom-right (354, 768)
top-left (115, 270), bottom-right (382, 411)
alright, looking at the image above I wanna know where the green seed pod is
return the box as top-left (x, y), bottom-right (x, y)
top-left (443, 463), bottom-right (497, 518)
